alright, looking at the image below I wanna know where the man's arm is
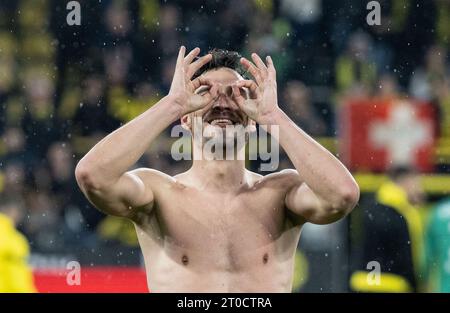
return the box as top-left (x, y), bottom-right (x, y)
top-left (234, 53), bottom-right (359, 225)
top-left (75, 46), bottom-right (216, 219)
top-left (75, 97), bottom-right (179, 219)
top-left (274, 113), bottom-right (359, 224)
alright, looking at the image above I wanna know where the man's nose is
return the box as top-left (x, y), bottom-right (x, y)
top-left (217, 84), bottom-right (233, 98)
top-left (212, 84), bottom-right (233, 109)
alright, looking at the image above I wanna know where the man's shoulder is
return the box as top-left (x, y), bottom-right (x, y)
top-left (249, 168), bottom-right (302, 189)
top-left (128, 167), bottom-right (178, 186)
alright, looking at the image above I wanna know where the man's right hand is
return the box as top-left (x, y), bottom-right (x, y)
top-left (76, 46), bottom-right (217, 221)
top-left (169, 46), bottom-right (218, 115)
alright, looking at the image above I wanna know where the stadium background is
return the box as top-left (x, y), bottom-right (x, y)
top-left (0, 0), bottom-right (449, 292)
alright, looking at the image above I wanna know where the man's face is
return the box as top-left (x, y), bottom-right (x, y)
top-left (184, 67), bottom-right (254, 147)
top-left (193, 67), bottom-right (249, 128)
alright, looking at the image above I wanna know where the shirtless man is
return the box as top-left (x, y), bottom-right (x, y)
top-left (75, 47), bottom-right (360, 292)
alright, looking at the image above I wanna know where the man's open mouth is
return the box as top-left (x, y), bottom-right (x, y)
top-left (207, 118), bottom-right (236, 127)
top-left (204, 113), bottom-right (243, 128)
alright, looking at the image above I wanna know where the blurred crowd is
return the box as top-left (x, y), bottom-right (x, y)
top-left (0, 0), bottom-right (450, 286)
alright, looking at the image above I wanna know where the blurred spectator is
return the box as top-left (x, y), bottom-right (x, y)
top-left (23, 190), bottom-right (61, 252)
top-left (435, 77), bottom-right (450, 138)
top-left (280, 0), bottom-right (322, 45)
top-left (409, 45), bottom-right (450, 136)
top-left (321, 0), bottom-right (362, 54)
top-left (108, 81), bottom-right (161, 123)
top-left (1, 127), bottom-right (27, 161)
top-left (72, 75), bottom-right (112, 136)
top-left (279, 0), bottom-right (323, 80)
top-left (424, 197), bottom-right (450, 292)
top-left (335, 31), bottom-right (377, 97)
top-left (376, 73), bottom-right (402, 101)
top-left (209, 0), bottom-right (251, 50)
top-left (244, 9), bottom-right (295, 83)
top-left (1, 162), bottom-right (27, 196)
top-left (364, 0), bottom-right (412, 74)
top-left (392, 0), bottom-right (437, 86)
top-left (282, 81), bottom-right (327, 136)
top-left (434, 0), bottom-right (450, 51)
top-left (0, 44), bottom-right (16, 97)
top-left (104, 46), bottom-right (133, 88)
top-left (158, 4), bottom-right (183, 57)
top-left (409, 45), bottom-right (449, 102)
top-left (350, 167), bottom-right (425, 292)
top-left (21, 70), bottom-right (57, 159)
top-left (161, 56), bottom-right (178, 93)
top-left (47, 142), bottom-right (74, 199)
top-left (0, 197), bottom-right (37, 292)
top-left (105, 1), bottom-right (133, 41)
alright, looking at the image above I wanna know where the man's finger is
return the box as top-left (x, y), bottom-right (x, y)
top-left (201, 83), bottom-right (219, 109)
top-left (190, 76), bottom-right (215, 91)
top-left (184, 47), bottom-right (201, 66)
top-left (209, 83), bottom-right (219, 100)
top-left (231, 85), bottom-right (245, 108)
top-left (191, 82), bottom-right (218, 113)
top-left (251, 53), bottom-right (268, 76)
top-left (177, 46), bottom-right (186, 66)
top-left (235, 80), bottom-right (260, 98)
top-left (266, 55), bottom-right (276, 79)
top-left (187, 54), bottom-right (213, 78)
top-left (240, 58), bottom-right (262, 85)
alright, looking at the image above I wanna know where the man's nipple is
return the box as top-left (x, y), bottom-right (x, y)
top-left (182, 254), bottom-right (189, 266)
top-left (263, 253), bottom-right (269, 264)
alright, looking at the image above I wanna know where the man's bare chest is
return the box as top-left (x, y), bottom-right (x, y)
top-left (151, 186), bottom-right (287, 251)
top-left (135, 185), bottom-right (302, 271)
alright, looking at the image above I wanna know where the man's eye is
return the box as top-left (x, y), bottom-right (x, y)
top-left (225, 86), bottom-right (233, 97)
top-left (198, 86), bottom-right (210, 95)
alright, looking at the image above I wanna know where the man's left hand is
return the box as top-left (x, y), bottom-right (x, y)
top-left (231, 53), bottom-right (280, 125)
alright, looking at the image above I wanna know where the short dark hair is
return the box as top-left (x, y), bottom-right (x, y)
top-left (192, 48), bottom-right (249, 79)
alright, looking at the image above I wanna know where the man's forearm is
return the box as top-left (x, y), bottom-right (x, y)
top-left (77, 95), bottom-right (181, 185)
top-left (266, 108), bottom-right (358, 207)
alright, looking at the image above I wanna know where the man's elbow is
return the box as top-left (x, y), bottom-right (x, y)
top-left (334, 180), bottom-right (360, 214)
top-left (305, 180), bottom-right (360, 225)
top-left (317, 184), bottom-right (359, 224)
top-left (75, 160), bottom-right (104, 191)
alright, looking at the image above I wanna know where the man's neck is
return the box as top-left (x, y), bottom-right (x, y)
top-left (189, 159), bottom-right (248, 192)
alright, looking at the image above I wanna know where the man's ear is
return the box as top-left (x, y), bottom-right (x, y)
top-left (181, 114), bottom-right (192, 131)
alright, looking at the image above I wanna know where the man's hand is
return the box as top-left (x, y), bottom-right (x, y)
top-left (169, 46), bottom-right (218, 116)
top-left (231, 53), bottom-right (280, 125)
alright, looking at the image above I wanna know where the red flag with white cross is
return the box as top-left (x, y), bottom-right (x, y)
top-left (339, 98), bottom-right (437, 172)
